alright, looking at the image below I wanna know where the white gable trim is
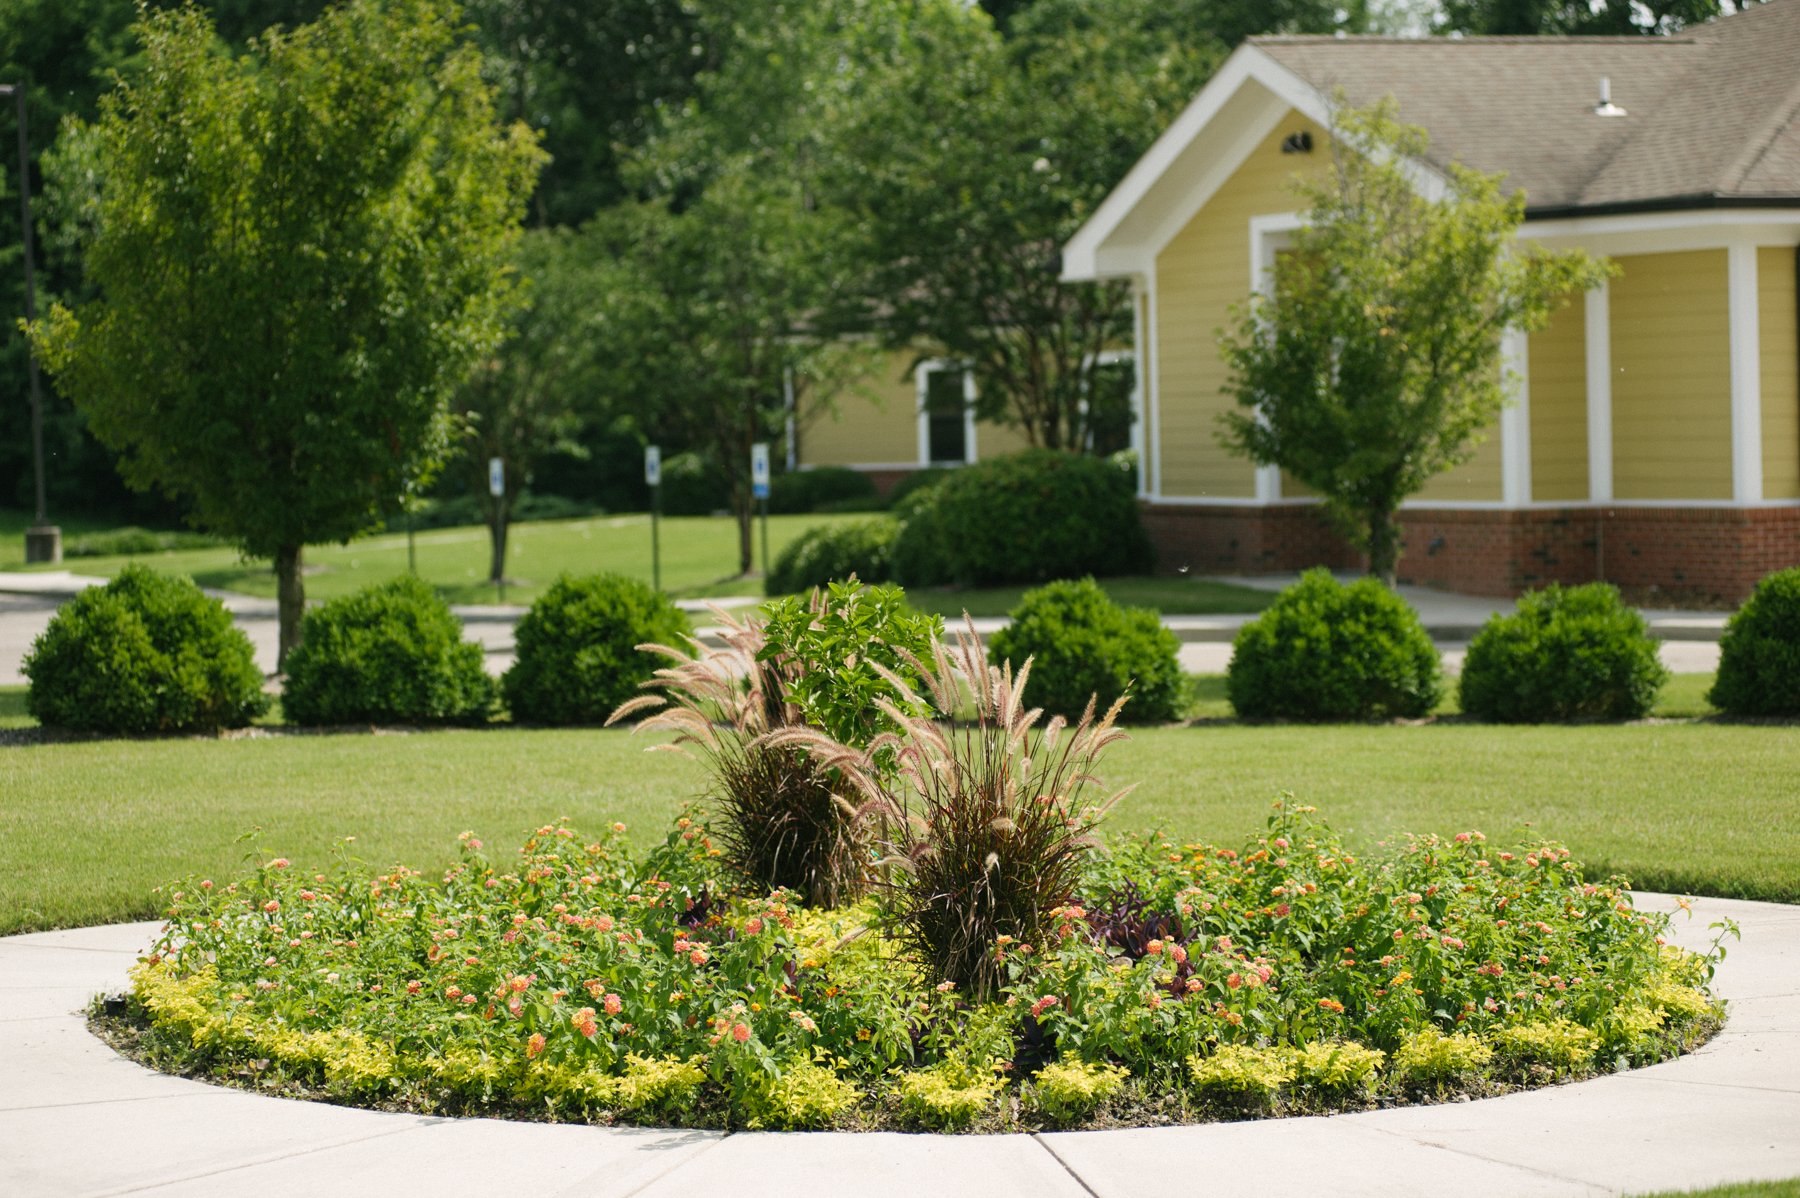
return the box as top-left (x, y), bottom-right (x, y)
top-left (1063, 44), bottom-right (1451, 283)
top-left (1063, 46), bottom-right (1332, 282)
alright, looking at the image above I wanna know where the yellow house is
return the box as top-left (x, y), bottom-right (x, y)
top-left (795, 347), bottom-right (1139, 494)
top-left (1060, 1), bottom-right (1800, 603)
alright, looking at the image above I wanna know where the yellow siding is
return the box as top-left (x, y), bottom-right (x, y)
top-left (1761, 246), bottom-right (1800, 500)
top-left (1529, 294), bottom-right (1589, 502)
top-left (802, 349), bottom-right (919, 466)
top-left (1154, 112), bottom-right (1327, 498)
top-left (976, 419), bottom-right (1033, 459)
top-left (1610, 250), bottom-right (1733, 501)
top-left (1414, 427), bottom-right (1504, 502)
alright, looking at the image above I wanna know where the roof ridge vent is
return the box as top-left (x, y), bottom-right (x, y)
top-left (1594, 76), bottom-right (1627, 117)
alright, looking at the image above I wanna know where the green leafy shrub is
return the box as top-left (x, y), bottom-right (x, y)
top-left (281, 576), bottom-right (493, 725)
top-left (23, 565), bottom-right (267, 734)
top-left (1189, 1044), bottom-right (1293, 1102)
top-left (1227, 569), bottom-right (1441, 721)
top-left (1490, 1018), bottom-right (1599, 1075)
top-left (738, 1057), bottom-right (859, 1129)
top-left (884, 466), bottom-right (953, 508)
top-left (502, 574), bottom-right (689, 725)
top-left (769, 466), bottom-right (877, 514)
top-left (764, 518), bottom-right (899, 596)
top-left (896, 1063), bottom-right (1004, 1130)
top-left (987, 578), bottom-right (1182, 723)
top-left (1285, 1041), bottom-right (1384, 1094)
top-left (889, 449), bottom-right (1153, 588)
top-left (1458, 583), bottom-right (1666, 722)
top-left (888, 483), bottom-right (952, 588)
top-left (1031, 1060), bottom-right (1127, 1123)
top-left (1709, 566), bottom-right (1800, 716)
top-left (63, 526), bottom-right (224, 557)
top-left (1392, 1028), bottom-right (1492, 1090)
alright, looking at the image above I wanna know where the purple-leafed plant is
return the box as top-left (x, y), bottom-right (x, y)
top-left (608, 606), bottom-right (883, 908)
top-left (798, 621), bottom-right (1134, 1000)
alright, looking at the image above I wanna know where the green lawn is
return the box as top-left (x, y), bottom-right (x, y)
top-left (4, 710), bottom-right (1796, 935)
top-left (1635, 1183), bottom-right (1800, 1198)
top-left (1182, 670), bottom-right (1720, 721)
top-left (6, 507), bottom-right (1270, 615)
top-left (0, 509), bottom-right (125, 570)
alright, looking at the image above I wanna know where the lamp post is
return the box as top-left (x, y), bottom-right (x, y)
top-left (0, 82), bottom-right (58, 564)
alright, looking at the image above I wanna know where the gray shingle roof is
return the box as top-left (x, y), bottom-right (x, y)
top-left (1252, 0), bottom-right (1800, 214)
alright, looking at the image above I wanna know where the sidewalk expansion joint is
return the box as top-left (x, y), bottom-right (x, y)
top-left (615, 1131), bottom-right (734, 1198)
top-left (1032, 1134), bottom-right (1102, 1198)
top-left (0, 1090), bottom-right (210, 1114)
top-left (93, 1122), bottom-right (433, 1198)
top-left (1363, 1124), bottom-right (1611, 1196)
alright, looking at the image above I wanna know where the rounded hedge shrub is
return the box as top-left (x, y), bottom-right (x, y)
top-left (281, 576), bottom-right (493, 726)
top-left (769, 466), bottom-right (878, 514)
top-left (1227, 570), bottom-right (1441, 721)
top-left (1458, 583), bottom-right (1667, 723)
top-left (765, 518), bottom-right (899, 596)
top-left (987, 578), bottom-right (1182, 723)
top-left (890, 449), bottom-right (1152, 588)
top-left (1709, 566), bottom-right (1800, 716)
top-left (23, 565), bottom-right (268, 734)
top-left (502, 574), bottom-right (690, 724)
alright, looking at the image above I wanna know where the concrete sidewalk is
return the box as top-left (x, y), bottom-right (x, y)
top-left (0, 570), bottom-right (1729, 687)
top-left (2, 893), bottom-right (1796, 1197)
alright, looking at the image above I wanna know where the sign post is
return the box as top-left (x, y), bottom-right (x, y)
top-left (644, 445), bottom-right (662, 591)
top-left (751, 442), bottom-right (771, 578)
top-left (488, 456), bottom-right (505, 605)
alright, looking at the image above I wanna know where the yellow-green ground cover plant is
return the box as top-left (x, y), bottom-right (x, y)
top-left (118, 588), bottom-right (1729, 1132)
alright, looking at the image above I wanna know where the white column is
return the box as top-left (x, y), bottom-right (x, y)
top-left (1585, 281), bottom-right (1613, 502)
top-left (1728, 241), bottom-right (1763, 504)
top-left (1145, 272), bottom-right (1162, 499)
top-left (914, 363), bottom-right (931, 466)
top-left (961, 368), bottom-right (979, 464)
top-left (1130, 278), bottom-right (1148, 497)
top-left (1500, 327), bottom-right (1532, 506)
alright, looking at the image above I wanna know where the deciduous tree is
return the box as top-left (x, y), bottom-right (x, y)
top-left (32, 0), bottom-right (543, 663)
top-left (1218, 100), bottom-right (1609, 586)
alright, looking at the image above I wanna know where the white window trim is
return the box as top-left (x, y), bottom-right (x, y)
top-left (1246, 213), bottom-right (1305, 505)
top-left (1586, 280), bottom-right (1614, 503)
top-left (915, 359), bottom-right (978, 467)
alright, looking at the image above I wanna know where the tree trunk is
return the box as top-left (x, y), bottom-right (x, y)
top-left (488, 506), bottom-right (509, 583)
top-left (1367, 509), bottom-right (1401, 588)
top-left (274, 544), bottom-right (304, 670)
top-left (737, 486), bottom-right (754, 576)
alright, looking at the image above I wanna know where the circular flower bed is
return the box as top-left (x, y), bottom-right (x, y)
top-left (122, 803), bottom-right (1723, 1132)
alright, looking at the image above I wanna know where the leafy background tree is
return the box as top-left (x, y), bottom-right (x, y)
top-left (453, 228), bottom-right (607, 584)
top-left (31, 0), bottom-right (543, 660)
top-left (1218, 101), bottom-right (1610, 586)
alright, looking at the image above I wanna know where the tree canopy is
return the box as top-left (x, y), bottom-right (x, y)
top-left (1217, 101), bottom-right (1610, 585)
top-left (31, 0), bottom-right (543, 660)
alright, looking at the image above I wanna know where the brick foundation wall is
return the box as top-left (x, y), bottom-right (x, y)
top-left (1141, 501), bottom-right (1800, 605)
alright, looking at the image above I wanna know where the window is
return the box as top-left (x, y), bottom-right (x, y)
top-left (918, 362), bottom-right (973, 465)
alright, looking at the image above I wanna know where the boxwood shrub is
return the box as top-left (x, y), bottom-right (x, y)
top-left (281, 576), bottom-right (493, 726)
top-left (1227, 570), bottom-right (1441, 721)
top-left (764, 519), bottom-right (898, 596)
top-left (890, 449), bottom-right (1152, 588)
top-left (23, 565), bottom-right (267, 734)
top-left (1708, 566), bottom-right (1800, 716)
top-left (503, 574), bottom-right (690, 725)
top-left (1458, 583), bottom-right (1667, 723)
top-left (769, 467), bottom-right (877, 514)
top-left (986, 578), bottom-right (1182, 723)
